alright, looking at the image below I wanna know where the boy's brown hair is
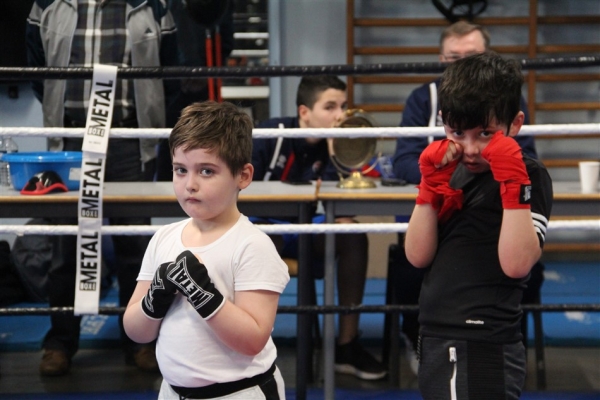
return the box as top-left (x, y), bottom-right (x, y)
top-left (169, 101), bottom-right (253, 176)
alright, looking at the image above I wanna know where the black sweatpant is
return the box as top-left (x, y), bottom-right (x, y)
top-left (418, 336), bottom-right (526, 400)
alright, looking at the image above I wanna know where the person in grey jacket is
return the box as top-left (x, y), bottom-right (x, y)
top-left (26, 0), bottom-right (177, 376)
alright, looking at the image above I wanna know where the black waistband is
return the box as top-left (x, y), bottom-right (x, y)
top-left (64, 115), bottom-right (138, 128)
top-left (170, 363), bottom-right (276, 399)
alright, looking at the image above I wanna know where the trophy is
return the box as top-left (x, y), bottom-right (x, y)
top-left (328, 109), bottom-right (378, 189)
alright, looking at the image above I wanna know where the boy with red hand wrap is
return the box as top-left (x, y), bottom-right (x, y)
top-left (482, 131), bottom-right (532, 209)
top-left (417, 139), bottom-right (463, 222)
top-left (404, 52), bottom-right (553, 400)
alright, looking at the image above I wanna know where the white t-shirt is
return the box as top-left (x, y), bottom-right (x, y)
top-left (138, 215), bottom-right (290, 388)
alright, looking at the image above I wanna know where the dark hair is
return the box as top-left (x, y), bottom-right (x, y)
top-left (439, 20), bottom-right (490, 51)
top-left (296, 75), bottom-right (346, 109)
top-left (438, 51), bottom-right (523, 130)
top-left (169, 101), bottom-right (253, 176)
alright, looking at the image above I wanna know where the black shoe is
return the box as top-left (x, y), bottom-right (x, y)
top-left (335, 337), bottom-right (387, 380)
top-left (125, 345), bottom-right (159, 373)
top-left (40, 349), bottom-right (71, 377)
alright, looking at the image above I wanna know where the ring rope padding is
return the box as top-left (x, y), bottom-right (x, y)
top-left (1, 123), bottom-right (599, 139)
top-left (0, 220), bottom-right (598, 236)
top-left (1, 303), bottom-right (599, 317)
top-left (0, 55), bottom-right (599, 80)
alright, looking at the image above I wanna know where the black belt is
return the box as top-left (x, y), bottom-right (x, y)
top-left (63, 115), bottom-right (138, 128)
top-left (170, 363), bottom-right (276, 399)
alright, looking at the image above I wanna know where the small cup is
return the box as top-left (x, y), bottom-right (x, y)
top-left (578, 161), bottom-right (600, 194)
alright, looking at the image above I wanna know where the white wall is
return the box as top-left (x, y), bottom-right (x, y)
top-left (0, 83), bottom-right (45, 150)
top-left (269, 0), bottom-right (347, 117)
top-left (0, 84), bottom-right (46, 245)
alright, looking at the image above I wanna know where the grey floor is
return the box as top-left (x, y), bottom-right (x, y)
top-left (0, 344), bottom-right (598, 397)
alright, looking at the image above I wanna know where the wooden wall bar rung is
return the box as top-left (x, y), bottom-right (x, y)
top-left (538, 15), bottom-right (600, 24)
top-left (354, 76), bottom-right (438, 84)
top-left (353, 18), bottom-right (448, 27)
top-left (543, 243), bottom-right (600, 252)
top-left (538, 44), bottom-right (600, 53)
top-left (354, 74), bottom-right (600, 84)
top-left (536, 102), bottom-right (600, 111)
top-left (353, 44), bottom-right (539, 56)
top-left (354, 104), bottom-right (404, 113)
top-left (536, 73), bottom-right (600, 82)
top-left (354, 104), bottom-right (600, 114)
top-left (354, 47), bottom-right (439, 56)
top-left (536, 134), bottom-right (600, 139)
top-left (541, 159), bottom-right (600, 168)
top-left (353, 15), bottom-right (600, 28)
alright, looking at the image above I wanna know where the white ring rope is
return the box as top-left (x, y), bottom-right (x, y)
top-left (1, 220), bottom-right (598, 236)
top-left (0, 123), bottom-right (598, 139)
top-left (1, 123), bottom-right (597, 237)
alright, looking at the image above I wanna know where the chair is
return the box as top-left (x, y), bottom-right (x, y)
top-left (382, 242), bottom-right (424, 385)
top-left (382, 243), bottom-right (402, 386)
top-left (521, 261), bottom-right (547, 390)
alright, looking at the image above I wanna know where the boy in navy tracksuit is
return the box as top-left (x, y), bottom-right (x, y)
top-left (252, 76), bottom-right (387, 380)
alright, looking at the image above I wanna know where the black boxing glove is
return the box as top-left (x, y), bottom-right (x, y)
top-left (167, 250), bottom-right (225, 320)
top-left (141, 261), bottom-right (178, 320)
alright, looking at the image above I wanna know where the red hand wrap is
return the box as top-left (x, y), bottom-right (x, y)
top-left (482, 131), bottom-right (531, 209)
top-left (417, 139), bottom-right (463, 222)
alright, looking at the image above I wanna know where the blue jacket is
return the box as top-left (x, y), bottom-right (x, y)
top-left (252, 117), bottom-right (339, 182)
top-left (393, 78), bottom-right (538, 184)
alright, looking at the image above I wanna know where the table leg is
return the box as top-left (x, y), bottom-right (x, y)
top-left (324, 201), bottom-right (336, 399)
top-left (295, 203), bottom-right (311, 400)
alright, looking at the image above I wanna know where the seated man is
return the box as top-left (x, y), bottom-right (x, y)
top-left (252, 75), bottom-right (387, 381)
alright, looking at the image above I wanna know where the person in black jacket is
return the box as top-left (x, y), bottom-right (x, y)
top-left (156, 0), bottom-right (235, 181)
top-left (405, 51), bottom-right (553, 400)
top-left (252, 76), bottom-right (387, 381)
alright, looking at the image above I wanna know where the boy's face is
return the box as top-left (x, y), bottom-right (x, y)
top-left (440, 30), bottom-right (486, 62)
top-left (298, 88), bottom-right (347, 143)
top-left (443, 117), bottom-right (511, 174)
top-left (171, 146), bottom-right (252, 222)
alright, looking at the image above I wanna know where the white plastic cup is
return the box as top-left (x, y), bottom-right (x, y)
top-left (578, 161), bottom-right (600, 194)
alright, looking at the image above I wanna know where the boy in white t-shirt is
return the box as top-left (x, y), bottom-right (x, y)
top-left (124, 101), bottom-right (290, 399)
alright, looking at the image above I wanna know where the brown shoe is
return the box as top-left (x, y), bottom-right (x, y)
top-left (132, 345), bottom-right (159, 373)
top-left (40, 349), bottom-right (70, 376)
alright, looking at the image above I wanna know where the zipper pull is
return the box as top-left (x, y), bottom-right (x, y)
top-left (449, 346), bottom-right (457, 363)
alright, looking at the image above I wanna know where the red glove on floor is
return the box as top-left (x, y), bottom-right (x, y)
top-left (417, 139), bottom-right (463, 222)
top-left (482, 131), bottom-right (531, 209)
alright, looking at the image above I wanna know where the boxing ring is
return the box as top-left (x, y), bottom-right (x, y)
top-left (1, 56), bottom-right (600, 400)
